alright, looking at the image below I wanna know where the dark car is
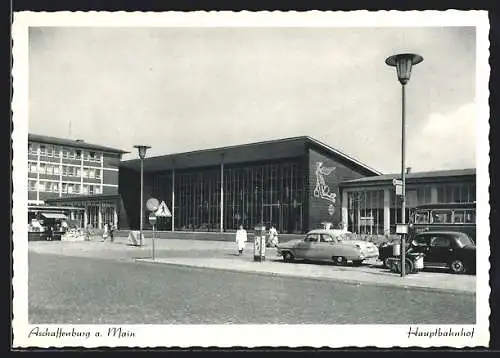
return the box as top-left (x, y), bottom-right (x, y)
top-left (379, 231), bottom-right (475, 274)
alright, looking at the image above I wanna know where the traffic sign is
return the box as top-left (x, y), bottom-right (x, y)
top-left (395, 184), bottom-right (403, 196)
top-left (149, 214), bottom-right (157, 225)
top-left (155, 201), bottom-right (172, 217)
top-left (396, 224), bottom-right (408, 234)
top-left (146, 197), bottom-right (160, 212)
top-left (392, 178), bottom-right (403, 186)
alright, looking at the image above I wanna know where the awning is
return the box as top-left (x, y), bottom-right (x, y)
top-left (41, 213), bottom-right (68, 220)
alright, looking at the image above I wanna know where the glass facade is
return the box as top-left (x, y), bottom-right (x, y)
top-left (346, 181), bottom-right (476, 235)
top-left (150, 160), bottom-right (307, 233)
top-left (436, 183), bottom-right (476, 203)
top-left (347, 190), bottom-right (384, 235)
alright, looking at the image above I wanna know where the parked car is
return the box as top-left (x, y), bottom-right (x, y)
top-left (276, 229), bottom-right (379, 266)
top-left (379, 231), bottom-right (475, 274)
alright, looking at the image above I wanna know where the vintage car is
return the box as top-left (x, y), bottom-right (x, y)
top-left (379, 231), bottom-right (476, 274)
top-left (276, 229), bottom-right (379, 266)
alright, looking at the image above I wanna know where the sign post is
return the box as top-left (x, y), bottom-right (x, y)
top-left (146, 198), bottom-right (160, 258)
top-left (149, 214), bottom-right (157, 260)
top-left (153, 201), bottom-right (172, 260)
top-left (393, 178), bottom-right (403, 196)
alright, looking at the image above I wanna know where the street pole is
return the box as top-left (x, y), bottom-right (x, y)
top-left (401, 83), bottom-right (406, 278)
top-left (140, 158), bottom-right (144, 247)
top-left (385, 52), bottom-right (423, 278)
top-left (152, 223), bottom-right (156, 260)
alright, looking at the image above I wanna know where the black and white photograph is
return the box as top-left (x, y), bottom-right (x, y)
top-left (12, 11), bottom-right (490, 348)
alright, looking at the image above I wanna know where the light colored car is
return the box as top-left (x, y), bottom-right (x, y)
top-left (277, 229), bottom-right (379, 266)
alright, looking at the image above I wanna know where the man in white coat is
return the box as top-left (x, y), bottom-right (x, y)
top-left (235, 225), bottom-right (248, 256)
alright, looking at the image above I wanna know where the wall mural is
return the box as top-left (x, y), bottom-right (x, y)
top-left (313, 162), bottom-right (337, 216)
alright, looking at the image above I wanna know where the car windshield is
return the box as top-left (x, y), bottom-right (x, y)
top-left (455, 234), bottom-right (474, 247)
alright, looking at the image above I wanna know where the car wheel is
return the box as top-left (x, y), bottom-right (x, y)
top-left (450, 259), bottom-right (466, 274)
top-left (332, 256), bottom-right (347, 266)
top-left (282, 252), bottom-right (294, 263)
top-left (383, 257), bottom-right (392, 268)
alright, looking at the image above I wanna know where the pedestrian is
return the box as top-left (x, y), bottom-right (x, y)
top-left (109, 223), bottom-right (114, 242)
top-left (46, 225), bottom-right (53, 241)
top-left (268, 224), bottom-right (279, 248)
top-left (102, 223), bottom-right (109, 242)
top-left (235, 225), bottom-right (248, 256)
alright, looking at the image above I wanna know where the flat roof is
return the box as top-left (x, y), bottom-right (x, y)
top-left (340, 168), bottom-right (476, 187)
top-left (119, 136), bottom-right (382, 176)
top-left (28, 133), bottom-right (129, 155)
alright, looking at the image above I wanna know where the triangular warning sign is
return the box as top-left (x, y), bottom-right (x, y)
top-left (155, 201), bottom-right (172, 217)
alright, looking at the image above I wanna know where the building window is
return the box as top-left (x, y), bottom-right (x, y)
top-left (28, 180), bottom-right (36, 191)
top-left (75, 150), bottom-right (82, 160)
top-left (53, 146), bottom-right (61, 158)
top-left (38, 182), bottom-right (46, 192)
top-left (29, 162), bottom-right (37, 173)
top-left (51, 182), bottom-right (59, 192)
top-left (82, 185), bottom-right (89, 195)
top-left (89, 185), bottom-right (95, 195)
top-left (82, 168), bottom-right (89, 178)
top-left (38, 163), bottom-right (46, 174)
top-left (96, 169), bottom-right (101, 179)
top-left (417, 186), bottom-right (432, 205)
top-left (76, 168), bottom-right (82, 177)
top-left (28, 143), bottom-right (37, 154)
top-left (62, 166), bottom-right (74, 176)
top-left (436, 183), bottom-right (475, 203)
top-left (39, 145), bottom-right (47, 156)
top-left (95, 186), bottom-right (101, 194)
top-left (46, 145), bottom-right (54, 157)
top-left (54, 165), bottom-right (61, 175)
top-left (46, 165), bottom-right (53, 175)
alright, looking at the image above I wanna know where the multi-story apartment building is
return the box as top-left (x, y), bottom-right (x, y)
top-left (28, 133), bottom-right (128, 229)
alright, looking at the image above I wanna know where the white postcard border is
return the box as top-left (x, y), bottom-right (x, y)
top-left (12, 10), bottom-right (490, 348)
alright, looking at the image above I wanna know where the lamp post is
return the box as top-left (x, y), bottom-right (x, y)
top-left (385, 53), bottom-right (423, 277)
top-left (134, 145), bottom-right (151, 247)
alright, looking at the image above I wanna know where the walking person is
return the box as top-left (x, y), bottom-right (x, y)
top-left (267, 224), bottom-right (279, 248)
top-left (102, 223), bottom-right (109, 242)
top-left (109, 223), bottom-right (114, 242)
top-left (45, 225), bottom-right (53, 241)
top-left (235, 225), bottom-right (248, 256)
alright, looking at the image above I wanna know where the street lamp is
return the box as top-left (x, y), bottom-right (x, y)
top-left (134, 145), bottom-right (151, 247)
top-left (385, 53), bottom-right (423, 277)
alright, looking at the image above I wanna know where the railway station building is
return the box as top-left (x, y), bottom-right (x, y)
top-left (118, 137), bottom-right (476, 235)
top-left (118, 136), bottom-right (381, 234)
top-left (26, 134), bottom-right (476, 236)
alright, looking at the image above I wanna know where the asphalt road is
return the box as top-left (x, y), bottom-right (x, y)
top-left (29, 252), bottom-right (475, 324)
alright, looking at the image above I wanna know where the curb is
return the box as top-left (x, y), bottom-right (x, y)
top-left (135, 258), bottom-right (476, 296)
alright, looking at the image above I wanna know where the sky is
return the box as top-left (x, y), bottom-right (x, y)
top-left (28, 26), bottom-right (477, 174)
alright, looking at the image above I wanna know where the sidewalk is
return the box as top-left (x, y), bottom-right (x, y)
top-left (28, 237), bottom-right (476, 295)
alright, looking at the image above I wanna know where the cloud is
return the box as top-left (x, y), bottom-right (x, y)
top-left (408, 103), bottom-right (476, 171)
